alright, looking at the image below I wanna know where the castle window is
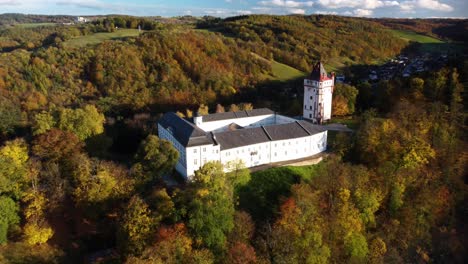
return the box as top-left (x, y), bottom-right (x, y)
top-left (194, 159), bottom-right (198, 165)
top-left (310, 105), bottom-right (312, 110)
top-left (309, 114), bottom-right (312, 118)
top-left (310, 96), bottom-right (313, 100)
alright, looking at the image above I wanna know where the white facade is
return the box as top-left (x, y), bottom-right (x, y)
top-left (303, 63), bottom-right (334, 124)
top-left (158, 110), bottom-right (328, 179)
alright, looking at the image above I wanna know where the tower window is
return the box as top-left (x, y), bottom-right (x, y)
top-left (310, 105), bottom-right (312, 110)
top-left (310, 96), bottom-right (313, 100)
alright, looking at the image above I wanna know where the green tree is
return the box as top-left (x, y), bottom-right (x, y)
top-left (32, 111), bottom-right (56, 136)
top-left (133, 135), bottom-right (179, 184)
top-left (344, 232), bottom-right (369, 262)
top-left (0, 96), bottom-right (23, 136)
top-left (0, 196), bottom-right (20, 244)
top-left (57, 105), bottom-right (105, 140)
top-left (187, 162), bottom-right (235, 254)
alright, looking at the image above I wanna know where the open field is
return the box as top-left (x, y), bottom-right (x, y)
top-left (63, 29), bottom-right (142, 48)
top-left (390, 29), bottom-right (464, 53)
top-left (15, 23), bottom-right (57, 28)
top-left (391, 30), bottom-right (443, 43)
top-left (270, 60), bottom-right (306, 81)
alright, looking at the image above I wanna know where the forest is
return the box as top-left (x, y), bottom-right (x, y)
top-left (0, 14), bottom-right (467, 263)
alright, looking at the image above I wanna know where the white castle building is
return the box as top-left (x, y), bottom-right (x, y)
top-left (158, 62), bottom-right (334, 178)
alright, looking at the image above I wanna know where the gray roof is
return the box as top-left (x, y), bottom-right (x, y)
top-left (201, 108), bottom-right (274, 122)
top-left (214, 121), bottom-right (327, 150)
top-left (310, 62), bottom-right (328, 81)
top-left (159, 112), bottom-right (213, 147)
top-left (159, 111), bottom-right (327, 150)
top-left (264, 122), bottom-right (309, 141)
top-left (214, 127), bottom-right (271, 151)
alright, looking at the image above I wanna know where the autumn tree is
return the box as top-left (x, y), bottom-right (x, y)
top-left (125, 223), bottom-right (214, 264)
top-left (22, 191), bottom-right (53, 245)
top-left (270, 184), bottom-right (331, 264)
top-left (333, 83), bottom-right (358, 116)
top-left (0, 139), bottom-right (30, 199)
top-left (118, 196), bottom-right (156, 256)
top-left (32, 129), bottom-right (83, 162)
top-left (197, 104), bottom-right (209, 115)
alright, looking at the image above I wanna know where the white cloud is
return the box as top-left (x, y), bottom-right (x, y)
top-left (259, 0), bottom-right (314, 8)
top-left (400, 0), bottom-right (453, 12)
top-left (314, 10), bottom-right (338, 14)
top-left (288, 8), bottom-right (306, 14)
top-left (56, 0), bottom-right (106, 9)
top-left (0, 0), bottom-right (20, 5)
top-left (353, 8), bottom-right (373, 16)
top-left (236, 10), bottom-right (253, 15)
top-left (316, 0), bottom-right (399, 9)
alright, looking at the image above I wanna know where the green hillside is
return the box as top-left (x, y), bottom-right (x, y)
top-left (63, 29), bottom-right (142, 48)
top-left (270, 60), bottom-right (306, 81)
top-left (390, 29), bottom-right (443, 43)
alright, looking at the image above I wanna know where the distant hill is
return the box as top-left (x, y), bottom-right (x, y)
top-left (197, 15), bottom-right (407, 72)
top-left (369, 18), bottom-right (468, 42)
top-left (0, 13), bottom-right (75, 25)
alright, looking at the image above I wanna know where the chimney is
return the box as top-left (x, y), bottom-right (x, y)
top-left (193, 112), bottom-right (203, 126)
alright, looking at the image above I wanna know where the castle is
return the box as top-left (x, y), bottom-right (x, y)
top-left (158, 62), bottom-right (334, 178)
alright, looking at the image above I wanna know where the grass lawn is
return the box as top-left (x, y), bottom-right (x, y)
top-left (390, 29), bottom-right (465, 54)
top-left (63, 29), bottom-right (142, 48)
top-left (270, 60), bottom-right (306, 81)
top-left (16, 23), bottom-right (57, 28)
top-left (390, 30), bottom-right (443, 44)
top-left (330, 117), bottom-right (360, 130)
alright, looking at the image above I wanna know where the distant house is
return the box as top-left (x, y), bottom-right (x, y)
top-left (76, 16), bottom-right (88, 23)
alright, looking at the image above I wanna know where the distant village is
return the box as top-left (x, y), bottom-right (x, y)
top-left (365, 53), bottom-right (449, 82)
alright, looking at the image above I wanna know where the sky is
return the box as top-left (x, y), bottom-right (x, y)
top-left (0, 0), bottom-right (466, 18)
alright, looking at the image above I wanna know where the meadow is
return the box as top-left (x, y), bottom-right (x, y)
top-left (63, 28), bottom-right (142, 48)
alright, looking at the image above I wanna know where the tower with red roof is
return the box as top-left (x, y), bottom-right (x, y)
top-left (303, 62), bottom-right (334, 124)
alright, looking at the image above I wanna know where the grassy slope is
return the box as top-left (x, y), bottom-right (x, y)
top-left (390, 29), bottom-right (464, 53)
top-left (63, 29), bottom-right (141, 48)
top-left (270, 60), bottom-right (306, 81)
top-left (391, 29), bottom-right (443, 43)
top-left (16, 23), bottom-right (57, 28)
